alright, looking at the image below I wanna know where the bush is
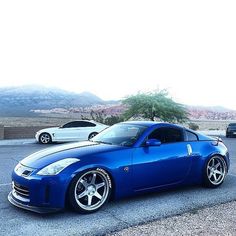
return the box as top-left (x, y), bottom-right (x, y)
top-left (81, 110), bottom-right (124, 126)
top-left (104, 115), bottom-right (124, 126)
top-left (189, 122), bottom-right (199, 130)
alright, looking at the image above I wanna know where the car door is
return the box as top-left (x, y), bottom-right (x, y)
top-left (56, 121), bottom-right (97, 141)
top-left (73, 121), bottom-right (97, 140)
top-left (55, 121), bottom-right (83, 141)
top-left (132, 127), bottom-right (192, 191)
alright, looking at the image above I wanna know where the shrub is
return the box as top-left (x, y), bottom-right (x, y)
top-left (189, 122), bottom-right (199, 130)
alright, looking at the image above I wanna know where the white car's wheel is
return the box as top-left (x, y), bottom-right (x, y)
top-left (88, 132), bottom-right (98, 140)
top-left (39, 133), bottom-right (52, 144)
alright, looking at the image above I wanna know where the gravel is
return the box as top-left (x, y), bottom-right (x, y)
top-left (108, 201), bottom-right (236, 236)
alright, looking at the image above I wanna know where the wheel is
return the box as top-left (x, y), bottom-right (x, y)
top-left (68, 169), bottom-right (112, 213)
top-left (39, 133), bottom-right (52, 144)
top-left (203, 155), bottom-right (227, 188)
top-left (88, 132), bottom-right (98, 140)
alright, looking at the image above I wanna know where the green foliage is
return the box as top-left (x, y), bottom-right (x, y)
top-left (188, 122), bottom-right (199, 130)
top-left (122, 90), bottom-right (189, 123)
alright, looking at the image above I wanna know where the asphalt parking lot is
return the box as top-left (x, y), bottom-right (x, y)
top-left (0, 137), bottom-right (236, 236)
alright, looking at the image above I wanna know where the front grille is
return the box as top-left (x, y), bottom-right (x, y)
top-left (13, 182), bottom-right (30, 198)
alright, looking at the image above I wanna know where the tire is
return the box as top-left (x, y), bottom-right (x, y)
top-left (88, 132), bottom-right (98, 140)
top-left (203, 155), bottom-right (227, 188)
top-left (39, 133), bottom-right (52, 144)
top-left (68, 168), bottom-right (112, 213)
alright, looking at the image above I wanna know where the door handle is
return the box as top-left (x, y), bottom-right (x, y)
top-left (187, 144), bottom-right (193, 156)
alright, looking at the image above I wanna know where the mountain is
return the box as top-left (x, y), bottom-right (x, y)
top-left (0, 85), bottom-right (105, 116)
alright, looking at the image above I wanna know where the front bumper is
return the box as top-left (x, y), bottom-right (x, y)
top-left (8, 170), bottom-right (72, 213)
top-left (8, 191), bottom-right (60, 213)
top-left (35, 132), bottom-right (40, 142)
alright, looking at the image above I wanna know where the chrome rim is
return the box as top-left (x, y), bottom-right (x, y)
top-left (40, 133), bottom-right (50, 144)
top-left (207, 156), bottom-right (226, 185)
top-left (74, 170), bottom-right (110, 211)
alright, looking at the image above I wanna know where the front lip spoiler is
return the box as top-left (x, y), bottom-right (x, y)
top-left (8, 191), bottom-right (61, 214)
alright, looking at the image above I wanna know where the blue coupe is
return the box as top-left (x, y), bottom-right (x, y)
top-left (8, 121), bottom-right (230, 213)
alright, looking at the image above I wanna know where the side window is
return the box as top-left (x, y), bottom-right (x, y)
top-left (62, 122), bottom-right (75, 128)
top-left (62, 121), bottom-right (82, 128)
top-left (81, 121), bottom-right (96, 127)
top-left (186, 131), bottom-right (198, 141)
top-left (148, 127), bottom-right (184, 144)
top-left (73, 121), bottom-right (84, 127)
top-left (62, 121), bottom-right (96, 128)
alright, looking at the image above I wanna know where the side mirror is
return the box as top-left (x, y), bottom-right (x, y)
top-left (145, 139), bottom-right (161, 147)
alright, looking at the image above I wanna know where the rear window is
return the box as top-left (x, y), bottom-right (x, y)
top-left (229, 123), bottom-right (236, 127)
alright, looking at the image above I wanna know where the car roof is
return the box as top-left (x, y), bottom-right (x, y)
top-left (65, 120), bottom-right (95, 123)
top-left (120, 121), bottom-right (184, 129)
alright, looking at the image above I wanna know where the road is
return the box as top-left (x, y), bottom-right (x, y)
top-left (0, 137), bottom-right (236, 236)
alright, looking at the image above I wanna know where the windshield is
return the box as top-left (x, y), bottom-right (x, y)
top-left (91, 124), bottom-right (147, 147)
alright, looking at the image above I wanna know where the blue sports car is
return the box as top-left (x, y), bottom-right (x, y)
top-left (8, 121), bottom-right (229, 214)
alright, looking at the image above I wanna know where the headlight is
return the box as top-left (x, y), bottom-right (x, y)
top-left (37, 158), bottom-right (79, 176)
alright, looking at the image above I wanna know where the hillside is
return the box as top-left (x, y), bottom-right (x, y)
top-left (187, 105), bottom-right (236, 120)
top-left (0, 85), bottom-right (105, 116)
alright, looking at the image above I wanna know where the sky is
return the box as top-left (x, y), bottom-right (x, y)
top-left (0, 1), bottom-right (236, 109)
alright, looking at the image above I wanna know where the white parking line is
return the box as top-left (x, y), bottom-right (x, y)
top-left (0, 183), bottom-right (11, 186)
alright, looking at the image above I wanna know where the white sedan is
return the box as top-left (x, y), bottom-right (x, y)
top-left (35, 120), bottom-right (108, 144)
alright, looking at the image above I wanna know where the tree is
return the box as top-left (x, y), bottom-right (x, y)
top-left (122, 90), bottom-right (188, 123)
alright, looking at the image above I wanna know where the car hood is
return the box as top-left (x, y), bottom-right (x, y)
top-left (21, 141), bottom-right (123, 169)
